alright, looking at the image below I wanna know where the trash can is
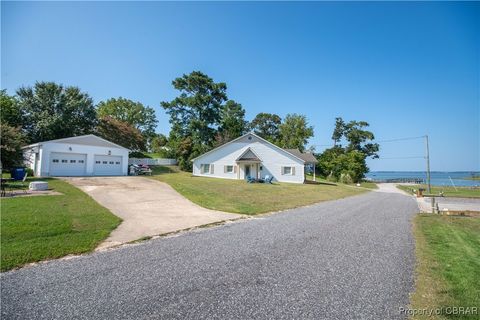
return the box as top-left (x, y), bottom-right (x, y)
top-left (11, 167), bottom-right (26, 180)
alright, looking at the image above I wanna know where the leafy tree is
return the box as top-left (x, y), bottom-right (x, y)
top-left (317, 118), bottom-right (379, 183)
top-left (1, 122), bottom-right (26, 169)
top-left (96, 116), bottom-right (146, 151)
top-left (331, 117), bottom-right (345, 147)
top-left (161, 71), bottom-right (228, 170)
top-left (97, 97), bottom-right (157, 140)
top-left (150, 133), bottom-right (168, 153)
top-left (249, 112), bottom-right (281, 143)
top-left (0, 90), bottom-right (23, 128)
top-left (216, 100), bottom-right (248, 145)
top-left (16, 82), bottom-right (97, 143)
top-left (278, 113), bottom-right (314, 152)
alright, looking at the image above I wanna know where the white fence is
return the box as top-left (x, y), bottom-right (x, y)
top-left (128, 158), bottom-right (177, 166)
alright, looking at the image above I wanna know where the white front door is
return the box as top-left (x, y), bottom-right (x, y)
top-left (93, 155), bottom-right (123, 176)
top-left (49, 152), bottom-right (87, 176)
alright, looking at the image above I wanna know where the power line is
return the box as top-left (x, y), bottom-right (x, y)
top-left (375, 135), bottom-right (425, 143)
top-left (379, 156), bottom-right (425, 159)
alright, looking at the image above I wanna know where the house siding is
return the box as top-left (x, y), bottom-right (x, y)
top-left (192, 135), bottom-right (305, 183)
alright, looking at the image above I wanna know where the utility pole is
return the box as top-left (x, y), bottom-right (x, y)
top-left (425, 135), bottom-right (435, 213)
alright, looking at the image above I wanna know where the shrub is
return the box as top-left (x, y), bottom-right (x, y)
top-left (339, 172), bottom-right (353, 184)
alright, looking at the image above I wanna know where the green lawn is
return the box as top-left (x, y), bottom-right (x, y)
top-left (150, 166), bottom-right (368, 215)
top-left (1, 178), bottom-right (121, 272)
top-left (398, 184), bottom-right (480, 198)
top-left (410, 214), bottom-right (480, 320)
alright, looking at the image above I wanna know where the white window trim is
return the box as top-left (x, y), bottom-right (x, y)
top-left (282, 166), bottom-right (295, 176)
top-left (225, 165), bottom-right (234, 174)
top-left (201, 163), bottom-right (211, 174)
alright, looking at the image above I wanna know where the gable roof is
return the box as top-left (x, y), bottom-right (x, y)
top-left (22, 134), bottom-right (129, 151)
top-left (284, 149), bottom-right (318, 164)
top-left (236, 147), bottom-right (261, 162)
top-left (191, 132), bottom-right (305, 163)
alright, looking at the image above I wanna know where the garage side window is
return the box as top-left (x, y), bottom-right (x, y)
top-left (200, 164), bottom-right (211, 174)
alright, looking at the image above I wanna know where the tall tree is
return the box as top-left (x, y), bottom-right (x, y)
top-left (97, 97), bottom-right (157, 139)
top-left (278, 113), bottom-right (314, 151)
top-left (16, 82), bottom-right (97, 143)
top-left (331, 117), bottom-right (345, 147)
top-left (316, 118), bottom-right (379, 183)
top-left (343, 120), bottom-right (379, 158)
top-left (1, 123), bottom-right (26, 169)
top-left (216, 100), bottom-right (247, 145)
top-left (0, 90), bottom-right (23, 128)
top-left (249, 112), bottom-right (281, 143)
top-left (96, 116), bottom-right (146, 151)
top-left (161, 71), bottom-right (228, 170)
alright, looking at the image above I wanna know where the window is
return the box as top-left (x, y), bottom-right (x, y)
top-left (61, 159), bottom-right (68, 163)
top-left (115, 161), bottom-right (120, 165)
top-left (79, 160), bottom-right (84, 163)
top-left (225, 165), bottom-right (234, 173)
top-left (52, 159), bottom-right (59, 163)
top-left (200, 164), bottom-right (211, 174)
top-left (282, 166), bottom-right (293, 175)
top-left (103, 161), bottom-right (108, 164)
top-left (109, 161), bottom-right (114, 164)
top-left (95, 161), bottom-right (101, 164)
top-left (70, 160), bottom-right (76, 163)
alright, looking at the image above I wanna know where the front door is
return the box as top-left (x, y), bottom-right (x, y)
top-left (244, 165), bottom-right (251, 179)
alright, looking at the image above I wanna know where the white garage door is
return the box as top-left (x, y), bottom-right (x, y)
top-left (49, 152), bottom-right (87, 176)
top-left (93, 155), bottom-right (123, 176)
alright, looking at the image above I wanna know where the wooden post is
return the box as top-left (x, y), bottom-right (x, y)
top-left (313, 164), bottom-right (316, 182)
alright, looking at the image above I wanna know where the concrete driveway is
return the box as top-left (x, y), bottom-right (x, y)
top-left (66, 176), bottom-right (242, 249)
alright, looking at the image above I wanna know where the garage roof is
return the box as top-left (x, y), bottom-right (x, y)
top-left (22, 134), bottom-right (129, 151)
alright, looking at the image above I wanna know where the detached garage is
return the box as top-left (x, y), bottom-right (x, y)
top-left (23, 135), bottom-right (129, 177)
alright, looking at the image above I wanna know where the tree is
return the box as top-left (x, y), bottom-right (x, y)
top-left (1, 122), bottom-right (26, 169)
top-left (249, 112), bottom-right (281, 143)
top-left (97, 97), bottom-right (157, 140)
top-left (96, 116), bottom-right (146, 151)
top-left (0, 90), bottom-right (23, 128)
top-left (216, 100), bottom-right (248, 145)
top-left (316, 118), bottom-right (379, 183)
top-left (16, 82), bottom-right (97, 143)
top-left (161, 71), bottom-right (228, 170)
top-left (331, 117), bottom-right (345, 147)
top-left (150, 133), bottom-right (168, 153)
top-left (278, 113), bottom-right (314, 151)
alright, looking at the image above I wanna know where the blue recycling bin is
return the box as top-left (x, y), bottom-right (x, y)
top-left (11, 167), bottom-right (26, 180)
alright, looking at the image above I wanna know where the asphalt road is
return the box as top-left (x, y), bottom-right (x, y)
top-left (1, 191), bottom-right (417, 320)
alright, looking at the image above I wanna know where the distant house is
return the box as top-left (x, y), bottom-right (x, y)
top-left (192, 132), bottom-right (318, 183)
top-left (22, 135), bottom-right (129, 177)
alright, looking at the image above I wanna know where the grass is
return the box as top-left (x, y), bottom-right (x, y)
top-left (410, 213), bottom-right (480, 319)
top-left (398, 185), bottom-right (480, 199)
top-left (1, 178), bottom-right (121, 272)
top-left (149, 166), bottom-right (368, 215)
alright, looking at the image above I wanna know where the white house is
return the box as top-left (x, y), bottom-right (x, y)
top-left (22, 135), bottom-right (129, 177)
top-left (192, 132), bottom-right (318, 184)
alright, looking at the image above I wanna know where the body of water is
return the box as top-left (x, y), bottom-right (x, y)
top-left (366, 171), bottom-right (480, 187)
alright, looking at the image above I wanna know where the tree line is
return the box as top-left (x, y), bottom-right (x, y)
top-left (0, 70), bottom-right (378, 182)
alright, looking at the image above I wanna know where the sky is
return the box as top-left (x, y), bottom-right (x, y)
top-left (2, 1), bottom-right (479, 171)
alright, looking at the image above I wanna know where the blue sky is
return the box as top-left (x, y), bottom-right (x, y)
top-left (2, 1), bottom-right (479, 171)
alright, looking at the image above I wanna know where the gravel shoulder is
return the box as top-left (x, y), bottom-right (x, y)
top-left (1, 191), bottom-right (417, 320)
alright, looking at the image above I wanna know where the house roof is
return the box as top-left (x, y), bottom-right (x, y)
top-left (236, 147), bottom-right (261, 162)
top-left (22, 134), bottom-right (129, 151)
top-left (283, 149), bottom-right (318, 164)
top-left (190, 132), bottom-right (306, 164)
